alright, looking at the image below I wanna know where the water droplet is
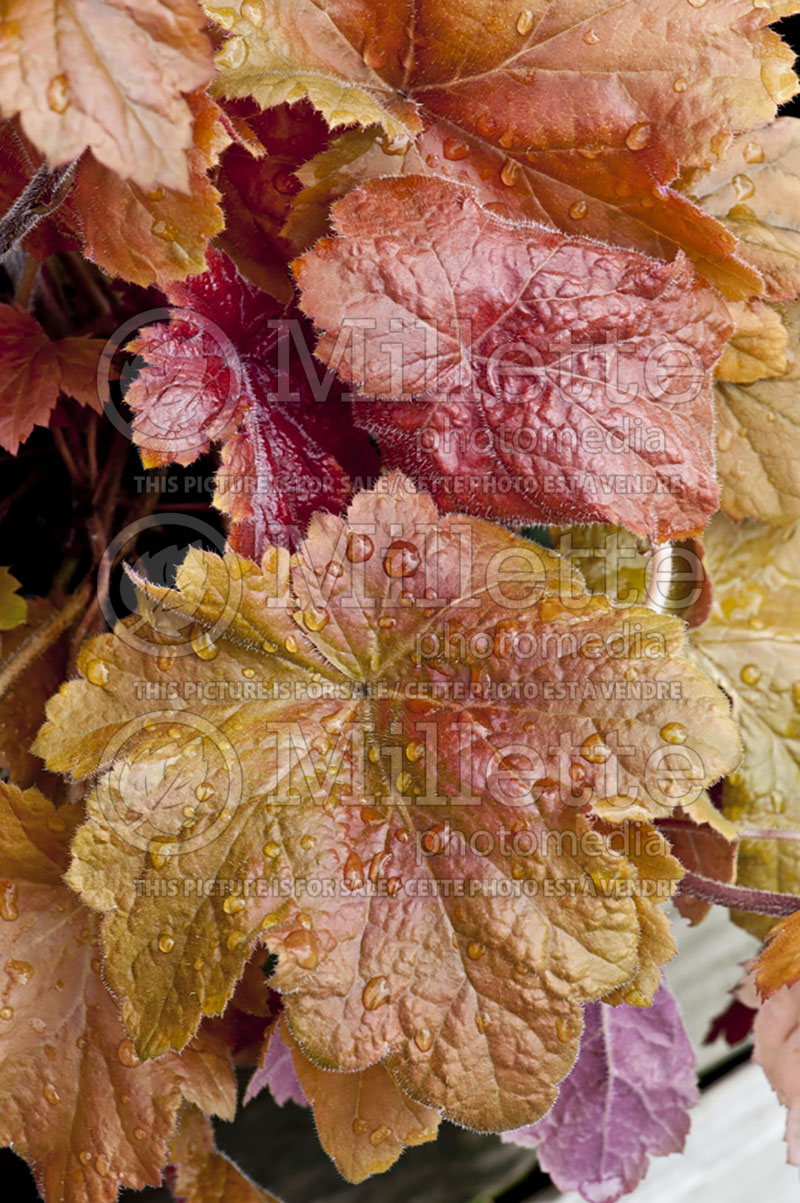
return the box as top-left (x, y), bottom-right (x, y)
top-left (344, 850), bottom-right (365, 890)
top-left (241, 0), bottom-right (265, 25)
top-left (383, 540), bottom-right (421, 578)
top-left (344, 531), bottom-right (373, 564)
top-left (79, 1150), bottom-right (92, 1166)
top-left (368, 851), bottom-right (390, 883)
top-left (583, 28), bottom-right (600, 44)
top-left (414, 1026), bottom-right (433, 1051)
top-left (5, 958), bottom-right (33, 984)
top-left (284, 927), bottom-right (318, 969)
top-left (300, 833), bottom-right (317, 851)
top-left (118, 1038), bottom-right (140, 1068)
top-left (86, 658), bottom-right (109, 687)
top-left (555, 1018), bottom-right (572, 1042)
top-left (76, 1036), bottom-right (87, 1049)
top-left (516, 8), bottom-right (534, 35)
top-left (581, 734), bottom-right (612, 764)
top-left (395, 828), bottom-right (410, 843)
top-left (285, 635), bottom-right (299, 654)
top-left (475, 1011), bottom-right (492, 1033)
top-left (134, 1127), bottom-right (146, 1141)
top-left (96, 1156), bottom-right (110, 1177)
top-left (156, 648), bottom-right (175, 672)
top-left (303, 606), bottom-right (330, 632)
top-left (191, 631), bottom-right (218, 661)
top-left (206, 5), bottom-right (237, 28)
top-left (660, 722), bottom-right (688, 745)
top-left (443, 137), bottom-right (469, 161)
top-left (387, 876), bottom-right (402, 896)
top-left (743, 140), bottom-right (765, 164)
top-left (0, 1006), bottom-right (12, 1021)
top-left (353, 1117), bottom-right (369, 1135)
top-left (195, 782), bottom-right (214, 803)
top-left (47, 73), bottom-right (70, 113)
top-left (569, 200), bottom-right (588, 220)
top-left (625, 123), bottom-right (651, 151)
top-left (263, 842), bottom-right (281, 860)
top-left (0, 881), bottom-right (18, 922)
top-left (226, 929), bottom-right (246, 950)
top-left (242, 666), bottom-right (257, 680)
top-left (217, 34), bottom-right (248, 70)
top-left (362, 975), bottom-right (390, 1010)
top-left (377, 614), bottom-right (397, 629)
top-left (687, 0), bottom-right (708, 7)
top-left (733, 173), bottom-right (755, 201)
top-left (673, 77), bottom-right (688, 92)
top-left (151, 218), bottom-right (179, 242)
top-left (44, 1084), bottom-right (60, 1105)
top-left (395, 772), bottom-right (413, 794)
top-left (717, 428), bottom-right (733, 452)
top-left (466, 941), bottom-right (485, 960)
top-left (514, 962), bottom-right (529, 975)
top-left (223, 895), bottom-right (245, 915)
top-left (740, 663), bottom-right (761, 686)
top-left (405, 740), bottom-right (425, 762)
top-left (157, 934), bottom-right (175, 954)
top-left (500, 158), bottom-right (520, 187)
top-left (370, 1125), bottom-right (391, 1146)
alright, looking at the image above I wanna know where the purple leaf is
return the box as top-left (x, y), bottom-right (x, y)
top-left (502, 977), bottom-right (697, 1202)
top-left (244, 1024), bottom-right (309, 1109)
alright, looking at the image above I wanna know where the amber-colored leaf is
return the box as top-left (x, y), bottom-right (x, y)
top-left (0, 306), bottom-right (103, 453)
top-left (684, 117), bottom-right (800, 302)
top-left (0, 783), bottom-right (235, 1203)
top-left (0, 566), bottom-right (25, 631)
top-left (281, 1019), bottom-right (439, 1182)
top-left (73, 90), bottom-right (230, 288)
top-left (688, 514), bottom-right (800, 938)
top-left (715, 300), bottom-right (800, 525)
top-left (754, 911), bottom-right (800, 997)
top-left (716, 300), bottom-right (788, 385)
top-left (124, 248), bottom-right (377, 553)
top-left (0, 0), bottom-right (213, 192)
top-left (213, 0), bottom-right (800, 294)
top-left (170, 1104), bottom-right (281, 1202)
top-left (295, 177), bottom-right (732, 542)
top-left (35, 474), bottom-right (737, 1130)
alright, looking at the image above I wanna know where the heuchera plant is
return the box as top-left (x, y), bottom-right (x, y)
top-left (2, 2), bottom-right (800, 1201)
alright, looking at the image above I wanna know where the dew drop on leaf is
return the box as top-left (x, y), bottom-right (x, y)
top-left (117, 1038), bottom-right (140, 1068)
top-left (625, 123), bottom-right (651, 151)
top-left (516, 8), bottom-right (534, 35)
top-left (383, 540), bottom-right (421, 578)
top-left (569, 200), bottom-right (588, 220)
top-left (85, 658), bottom-right (109, 687)
top-left (414, 1027), bottom-right (433, 1051)
top-left (370, 1126), bottom-right (391, 1146)
top-left (660, 722), bottom-right (688, 745)
top-left (0, 881), bottom-right (18, 922)
top-left (46, 73), bottom-right (69, 113)
top-left (740, 664), bottom-right (761, 685)
top-left (157, 933), bottom-right (175, 954)
top-left (362, 975), bottom-right (391, 1010)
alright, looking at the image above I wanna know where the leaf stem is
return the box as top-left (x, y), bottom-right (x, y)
top-left (0, 582), bottom-right (91, 699)
top-left (677, 870), bottom-right (800, 916)
top-left (0, 160), bottom-right (77, 257)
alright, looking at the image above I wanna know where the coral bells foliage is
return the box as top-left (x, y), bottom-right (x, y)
top-left (5, 0), bottom-right (800, 1201)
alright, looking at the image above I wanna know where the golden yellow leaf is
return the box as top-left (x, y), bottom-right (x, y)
top-left (716, 300), bottom-right (789, 385)
top-left (35, 475), bottom-right (737, 1129)
top-left (170, 1104), bottom-right (281, 1202)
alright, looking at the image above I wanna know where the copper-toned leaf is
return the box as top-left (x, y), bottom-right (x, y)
top-left (0, 0), bottom-right (213, 192)
top-left (0, 566), bottom-right (26, 631)
top-left (73, 90), bottom-right (230, 288)
top-left (754, 911), bottom-right (800, 997)
top-left (170, 1104), bottom-right (281, 1203)
top-left (207, 0), bottom-right (799, 294)
top-left (0, 305), bottom-right (102, 453)
top-left (716, 299), bottom-right (789, 385)
top-left (35, 474), bottom-right (738, 1131)
top-left (282, 1019), bottom-right (439, 1182)
top-left (294, 177), bottom-right (732, 541)
top-left (660, 815), bottom-right (738, 927)
top-left (0, 783), bottom-right (236, 1203)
